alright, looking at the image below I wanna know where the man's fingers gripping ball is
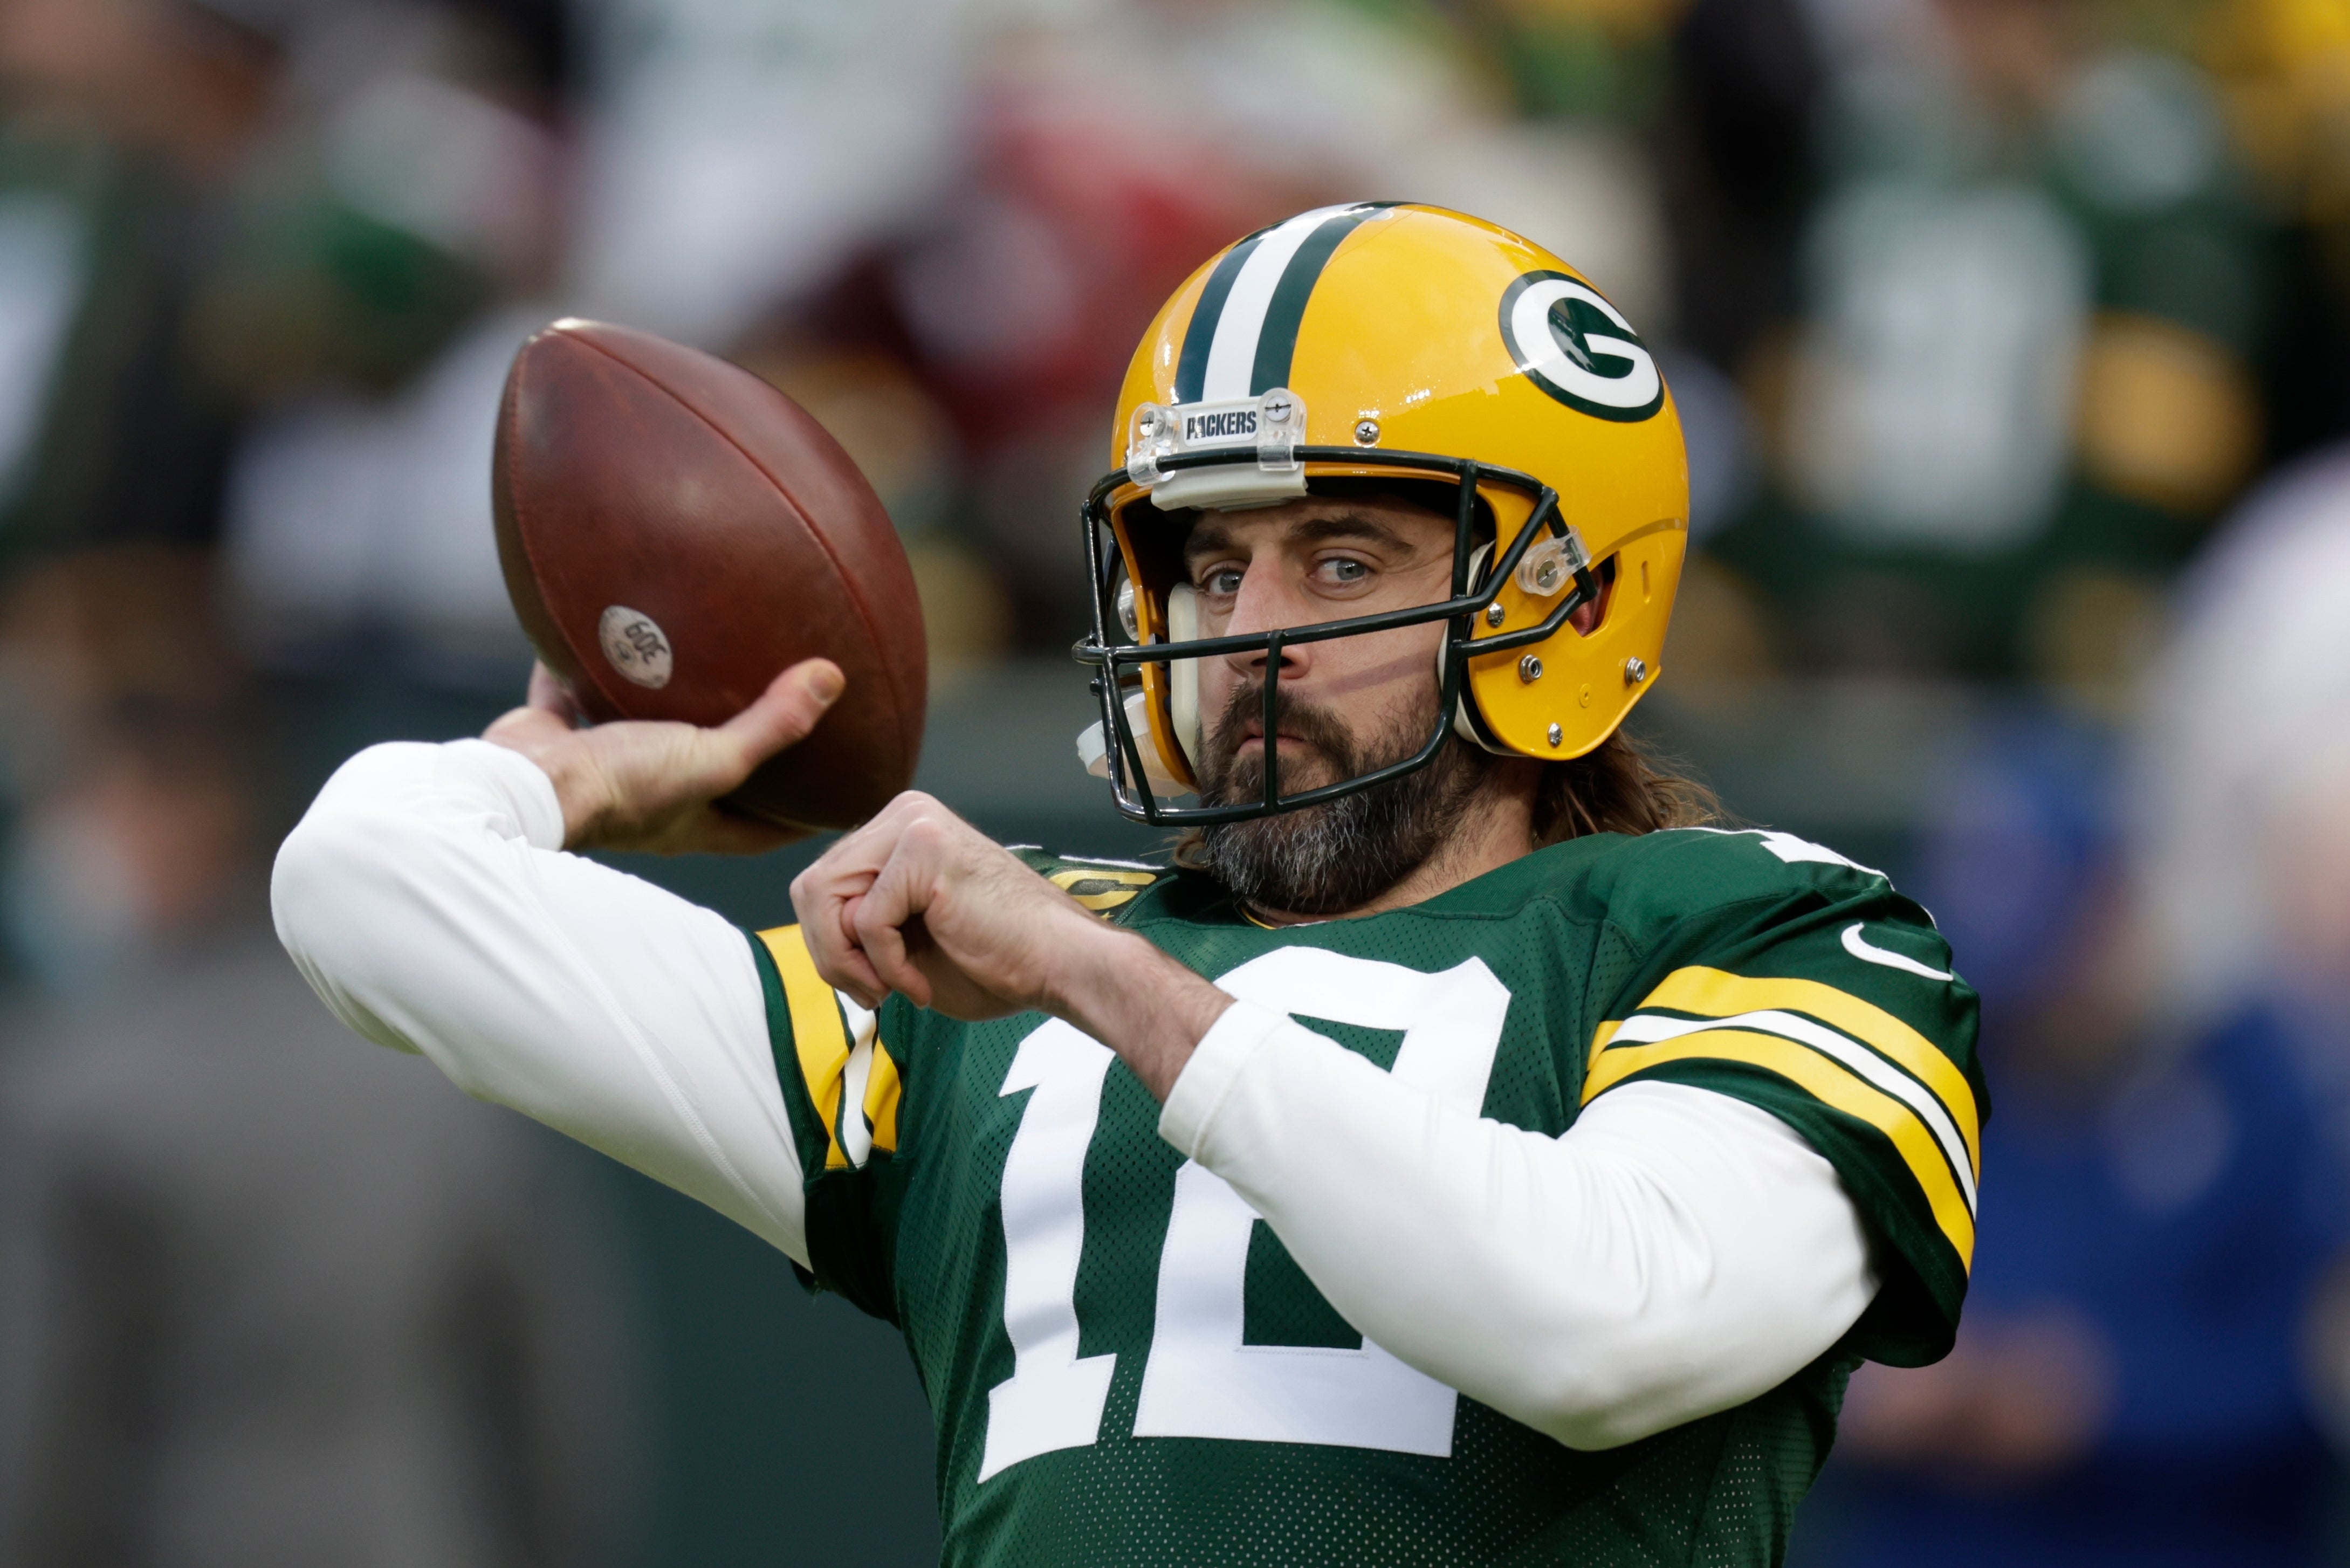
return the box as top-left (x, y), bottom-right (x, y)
top-left (525, 661), bottom-right (587, 724)
top-left (698, 659), bottom-right (847, 795)
top-left (481, 657), bottom-right (846, 855)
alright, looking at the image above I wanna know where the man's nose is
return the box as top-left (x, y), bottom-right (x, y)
top-left (1221, 561), bottom-right (1313, 683)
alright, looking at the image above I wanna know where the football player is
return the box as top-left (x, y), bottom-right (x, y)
top-left (275, 205), bottom-right (1982, 1565)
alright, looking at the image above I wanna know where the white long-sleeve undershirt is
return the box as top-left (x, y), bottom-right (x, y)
top-left (272, 739), bottom-right (1877, 1449)
top-left (1162, 1005), bottom-right (1878, 1448)
top-left (272, 739), bottom-right (811, 1263)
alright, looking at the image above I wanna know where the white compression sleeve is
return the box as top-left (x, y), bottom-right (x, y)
top-left (271, 740), bottom-right (809, 1267)
top-left (1160, 1000), bottom-right (1878, 1451)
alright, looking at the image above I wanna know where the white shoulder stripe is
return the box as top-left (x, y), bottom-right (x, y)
top-left (1610, 1006), bottom-right (1977, 1207)
top-left (835, 992), bottom-right (881, 1168)
top-left (1842, 923), bottom-right (1955, 982)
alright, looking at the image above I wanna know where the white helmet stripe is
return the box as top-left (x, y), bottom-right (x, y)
top-left (1198, 204), bottom-right (1375, 402)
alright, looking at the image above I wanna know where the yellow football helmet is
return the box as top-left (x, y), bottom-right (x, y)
top-left (1076, 202), bottom-right (1688, 824)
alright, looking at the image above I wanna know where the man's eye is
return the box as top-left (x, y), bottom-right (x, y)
top-left (1203, 568), bottom-right (1244, 595)
top-left (1322, 559), bottom-right (1369, 584)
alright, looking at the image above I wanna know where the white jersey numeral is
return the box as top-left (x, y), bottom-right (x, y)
top-left (977, 1021), bottom-right (1120, 1481)
top-left (1131, 950), bottom-right (1507, 1455)
top-left (981, 951), bottom-right (1511, 1478)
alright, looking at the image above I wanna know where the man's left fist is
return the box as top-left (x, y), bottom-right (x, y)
top-left (791, 792), bottom-right (1119, 1021)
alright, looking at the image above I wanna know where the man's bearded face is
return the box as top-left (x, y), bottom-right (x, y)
top-left (1192, 677), bottom-right (1494, 916)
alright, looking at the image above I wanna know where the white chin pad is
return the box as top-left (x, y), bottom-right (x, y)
top-left (1166, 582), bottom-right (1201, 769)
top-left (1074, 583), bottom-right (1204, 797)
top-left (1080, 692), bottom-right (1191, 794)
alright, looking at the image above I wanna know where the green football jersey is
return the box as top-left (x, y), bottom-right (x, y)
top-left (747, 827), bottom-right (1983, 1567)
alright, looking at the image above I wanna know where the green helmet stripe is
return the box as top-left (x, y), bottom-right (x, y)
top-left (1248, 202), bottom-right (1397, 395)
top-left (1173, 227), bottom-right (1269, 405)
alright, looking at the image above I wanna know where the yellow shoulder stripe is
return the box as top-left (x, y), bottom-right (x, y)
top-left (1585, 1025), bottom-right (1976, 1269)
top-left (756, 925), bottom-right (854, 1171)
top-left (1638, 967), bottom-right (1980, 1175)
top-left (1047, 866), bottom-right (1159, 913)
top-left (864, 1036), bottom-right (902, 1156)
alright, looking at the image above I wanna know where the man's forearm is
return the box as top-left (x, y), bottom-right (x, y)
top-left (1042, 927), bottom-right (1233, 1102)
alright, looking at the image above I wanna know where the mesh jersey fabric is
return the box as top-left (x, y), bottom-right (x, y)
top-left (746, 830), bottom-right (1983, 1568)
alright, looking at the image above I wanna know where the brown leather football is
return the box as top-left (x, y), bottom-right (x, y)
top-left (492, 318), bottom-right (926, 833)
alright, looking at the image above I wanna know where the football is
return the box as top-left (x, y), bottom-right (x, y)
top-left (492, 318), bottom-right (926, 833)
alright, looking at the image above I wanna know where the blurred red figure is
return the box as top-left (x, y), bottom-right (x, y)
top-left (889, 82), bottom-right (1311, 457)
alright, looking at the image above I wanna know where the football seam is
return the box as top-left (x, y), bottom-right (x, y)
top-left (499, 347), bottom-right (614, 718)
top-left (561, 328), bottom-right (917, 785)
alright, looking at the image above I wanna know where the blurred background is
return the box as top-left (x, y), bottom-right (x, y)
top-left (1, 0), bottom-right (2348, 1562)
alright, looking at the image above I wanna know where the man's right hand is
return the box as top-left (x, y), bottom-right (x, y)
top-left (482, 658), bottom-right (843, 854)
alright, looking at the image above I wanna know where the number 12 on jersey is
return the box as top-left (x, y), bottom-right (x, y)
top-left (978, 948), bottom-right (1511, 1481)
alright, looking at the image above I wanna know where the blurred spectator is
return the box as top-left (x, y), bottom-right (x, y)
top-left (1705, 0), bottom-right (2270, 700)
top-left (2134, 442), bottom-right (2350, 1026)
top-left (1811, 713), bottom-right (2350, 1567)
top-left (0, 0), bottom-right (550, 552)
top-left (1656, 0), bottom-right (1826, 387)
top-left (563, 0), bottom-right (972, 352)
top-left (0, 0), bottom-right (567, 792)
top-left (2202, 0), bottom-right (2350, 459)
top-left (0, 697), bottom-right (640, 1567)
top-left (221, 302), bottom-right (547, 681)
top-left (203, 0), bottom-right (565, 684)
top-left (0, 0), bottom-right (267, 566)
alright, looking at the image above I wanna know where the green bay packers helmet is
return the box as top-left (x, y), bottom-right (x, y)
top-left (1075, 202), bottom-right (1688, 825)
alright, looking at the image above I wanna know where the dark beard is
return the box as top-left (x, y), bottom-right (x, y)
top-left (1194, 680), bottom-right (1495, 916)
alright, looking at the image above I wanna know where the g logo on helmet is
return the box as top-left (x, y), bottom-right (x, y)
top-left (1500, 271), bottom-right (1664, 423)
